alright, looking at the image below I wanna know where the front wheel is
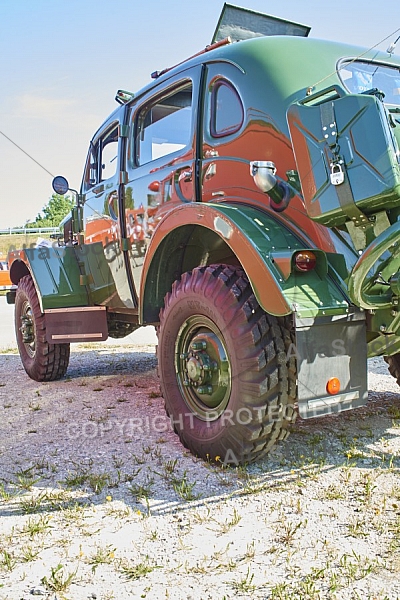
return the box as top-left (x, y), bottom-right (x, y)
top-left (15, 275), bottom-right (70, 381)
top-left (384, 354), bottom-right (400, 386)
top-left (157, 265), bottom-right (297, 465)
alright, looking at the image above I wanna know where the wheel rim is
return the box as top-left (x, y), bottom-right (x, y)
top-left (175, 316), bottom-right (231, 421)
top-left (19, 300), bottom-right (36, 358)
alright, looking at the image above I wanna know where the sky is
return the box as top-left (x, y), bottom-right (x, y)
top-left (1, 0), bottom-right (399, 229)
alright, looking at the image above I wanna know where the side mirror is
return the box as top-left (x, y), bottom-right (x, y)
top-left (52, 176), bottom-right (69, 195)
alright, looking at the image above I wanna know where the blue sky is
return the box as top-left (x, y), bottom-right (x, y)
top-left (1, 0), bottom-right (399, 228)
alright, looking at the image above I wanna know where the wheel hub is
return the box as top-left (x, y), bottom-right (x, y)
top-left (176, 319), bottom-right (231, 420)
top-left (184, 343), bottom-right (214, 386)
top-left (19, 300), bottom-right (36, 358)
top-left (20, 314), bottom-right (35, 344)
top-left (186, 355), bottom-right (205, 383)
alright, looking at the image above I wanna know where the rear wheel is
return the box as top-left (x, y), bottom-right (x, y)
top-left (15, 275), bottom-right (70, 381)
top-left (157, 265), bottom-right (297, 465)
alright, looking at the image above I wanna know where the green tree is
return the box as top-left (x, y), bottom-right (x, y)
top-left (26, 194), bottom-right (74, 228)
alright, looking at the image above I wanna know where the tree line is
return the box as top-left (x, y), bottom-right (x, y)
top-left (24, 194), bottom-right (74, 228)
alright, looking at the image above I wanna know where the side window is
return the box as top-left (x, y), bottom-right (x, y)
top-left (210, 80), bottom-right (243, 138)
top-left (86, 143), bottom-right (99, 188)
top-left (100, 126), bottom-right (119, 180)
top-left (83, 125), bottom-right (119, 191)
top-left (136, 83), bottom-right (192, 165)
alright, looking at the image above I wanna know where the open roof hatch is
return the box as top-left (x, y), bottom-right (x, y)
top-left (149, 4), bottom-right (311, 81)
top-left (212, 3), bottom-right (310, 43)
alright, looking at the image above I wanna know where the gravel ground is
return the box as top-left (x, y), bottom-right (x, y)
top-left (0, 344), bottom-right (400, 600)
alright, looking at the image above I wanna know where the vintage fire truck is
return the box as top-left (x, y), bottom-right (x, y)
top-left (7, 5), bottom-right (400, 463)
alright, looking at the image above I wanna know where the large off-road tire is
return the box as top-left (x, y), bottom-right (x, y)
top-left (384, 354), bottom-right (400, 386)
top-left (157, 265), bottom-right (297, 465)
top-left (15, 275), bottom-right (70, 381)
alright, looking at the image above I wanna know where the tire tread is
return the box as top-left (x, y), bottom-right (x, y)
top-left (15, 275), bottom-right (70, 382)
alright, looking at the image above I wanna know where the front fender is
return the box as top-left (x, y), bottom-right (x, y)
top-left (9, 245), bottom-right (89, 311)
top-left (140, 202), bottom-right (349, 323)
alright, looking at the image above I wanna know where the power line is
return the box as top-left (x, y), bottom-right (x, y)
top-left (0, 130), bottom-right (54, 178)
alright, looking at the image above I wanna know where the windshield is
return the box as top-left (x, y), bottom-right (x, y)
top-left (339, 61), bottom-right (400, 106)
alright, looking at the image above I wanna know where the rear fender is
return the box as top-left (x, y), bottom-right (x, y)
top-left (140, 202), bottom-right (350, 323)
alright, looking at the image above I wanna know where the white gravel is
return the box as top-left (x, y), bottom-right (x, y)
top-left (0, 340), bottom-right (400, 599)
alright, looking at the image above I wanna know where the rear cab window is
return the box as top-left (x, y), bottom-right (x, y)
top-left (339, 61), bottom-right (400, 106)
top-left (210, 79), bottom-right (244, 137)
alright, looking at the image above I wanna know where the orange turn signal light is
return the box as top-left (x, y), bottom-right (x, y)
top-left (326, 377), bottom-right (340, 395)
top-left (294, 250), bottom-right (317, 272)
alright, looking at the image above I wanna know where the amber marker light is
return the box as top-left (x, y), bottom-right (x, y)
top-left (326, 377), bottom-right (341, 395)
top-left (148, 181), bottom-right (160, 192)
top-left (294, 250), bottom-right (317, 272)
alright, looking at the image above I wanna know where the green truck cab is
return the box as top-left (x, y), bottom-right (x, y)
top-left (8, 5), bottom-right (400, 464)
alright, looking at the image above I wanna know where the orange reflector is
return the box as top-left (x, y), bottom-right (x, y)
top-left (326, 377), bottom-right (340, 395)
top-left (294, 250), bottom-right (317, 272)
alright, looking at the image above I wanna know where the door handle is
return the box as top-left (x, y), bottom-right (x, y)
top-left (179, 169), bottom-right (192, 183)
top-left (108, 193), bottom-right (118, 221)
top-left (93, 184), bottom-right (104, 195)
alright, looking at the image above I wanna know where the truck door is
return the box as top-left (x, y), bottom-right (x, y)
top-left (125, 68), bottom-right (200, 295)
top-left (82, 109), bottom-right (136, 309)
top-left (200, 62), bottom-right (248, 203)
top-left (199, 61), bottom-right (296, 205)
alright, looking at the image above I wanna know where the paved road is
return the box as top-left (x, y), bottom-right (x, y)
top-left (0, 296), bottom-right (157, 350)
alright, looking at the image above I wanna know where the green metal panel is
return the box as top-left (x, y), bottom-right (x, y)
top-left (206, 204), bottom-right (350, 319)
top-left (25, 243), bottom-right (118, 310)
top-left (74, 243), bottom-right (118, 306)
top-left (25, 246), bottom-right (88, 310)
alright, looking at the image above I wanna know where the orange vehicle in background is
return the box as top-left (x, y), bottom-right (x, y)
top-left (0, 261), bottom-right (12, 290)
